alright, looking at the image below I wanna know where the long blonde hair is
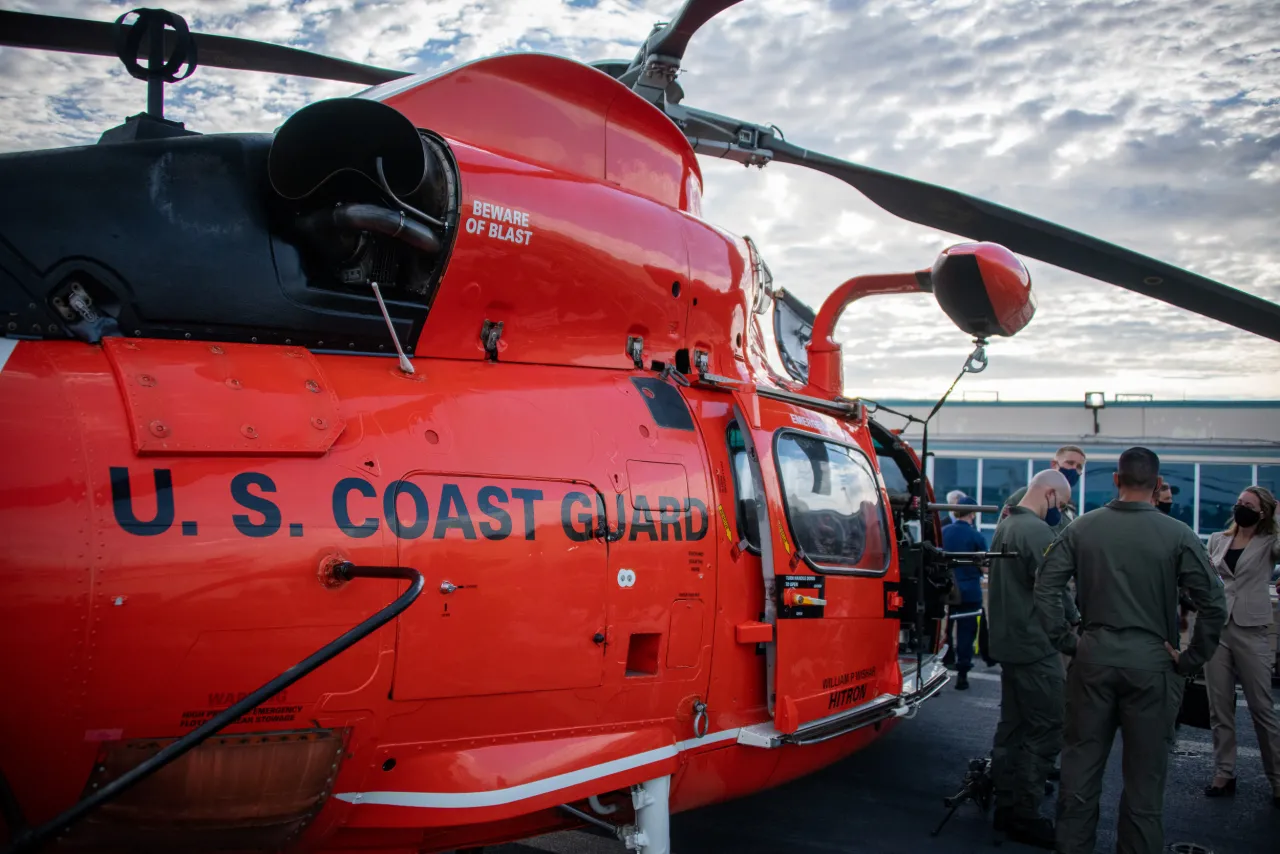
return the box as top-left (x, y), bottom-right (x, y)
top-left (1225, 485), bottom-right (1278, 537)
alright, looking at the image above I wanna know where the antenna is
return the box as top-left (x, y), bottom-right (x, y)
top-left (97, 9), bottom-right (200, 143)
top-left (115, 9), bottom-right (198, 120)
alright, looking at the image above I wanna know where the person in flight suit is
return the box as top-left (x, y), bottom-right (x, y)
top-left (1003, 444), bottom-right (1087, 530)
top-left (1006, 445), bottom-right (1087, 630)
top-left (1034, 446), bottom-right (1226, 854)
top-left (988, 468), bottom-right (1073, 848)
top-left (942, 496), bottom-right (987, 690)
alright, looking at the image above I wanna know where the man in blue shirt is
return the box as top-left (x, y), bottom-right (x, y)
top-left (943, 495), bottom-right (988, 689)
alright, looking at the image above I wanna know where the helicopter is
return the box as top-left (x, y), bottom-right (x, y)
top-left (1, 3), bottom-right (1279, 854)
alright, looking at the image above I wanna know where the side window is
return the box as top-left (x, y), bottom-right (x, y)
top-left (875, 449), bottom-right (910, 494)
top-left (726, 422), bottom-right (761, 551)
top-left (775, 431), bottom-right (890, 573)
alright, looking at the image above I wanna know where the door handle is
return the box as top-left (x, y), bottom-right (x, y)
top-left (782, 588), bottom-right (826, 607)
top-left (440, 581), bottom-right (457, 594)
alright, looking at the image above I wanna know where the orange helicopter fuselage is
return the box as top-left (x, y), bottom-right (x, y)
top-left (0, 54), bottom-right (943, 853)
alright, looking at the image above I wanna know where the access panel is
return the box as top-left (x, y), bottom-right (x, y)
top-left (391, 474), bottom-right (609, 700)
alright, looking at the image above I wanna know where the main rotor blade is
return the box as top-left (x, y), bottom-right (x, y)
top-left (767, 139), bottom-right (1280, 343)
top-left (0, 10), bottom-right (410, 85)
top-left (646, 0), bottom-right (745, 61)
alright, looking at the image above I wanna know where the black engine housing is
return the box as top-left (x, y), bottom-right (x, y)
top-left (0, 106), bottom-right (457, 354)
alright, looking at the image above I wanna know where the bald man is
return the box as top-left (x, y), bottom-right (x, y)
top-left (987, 468), bottom-right (1072, 848)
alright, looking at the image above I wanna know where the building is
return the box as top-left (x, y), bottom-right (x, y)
top-left (872, 397), bottom-right (1280, 542)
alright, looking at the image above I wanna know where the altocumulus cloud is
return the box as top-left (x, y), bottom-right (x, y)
top-left (1, 0), bottom-right (1277, 401)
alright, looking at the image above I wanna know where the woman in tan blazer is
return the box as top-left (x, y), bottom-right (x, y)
top-left (1203, 485), bottom-right (1280, 807)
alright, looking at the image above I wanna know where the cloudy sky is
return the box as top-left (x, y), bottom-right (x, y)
top-left (2, 0), bottom-right (1278, 401)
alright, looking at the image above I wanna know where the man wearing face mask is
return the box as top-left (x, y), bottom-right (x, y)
top-left (1006, 446), bottom-right (1087, 627)
top-left (1033, 447), bottom-right (1225, 854)
top-left (1004, 445), bottom-right (1087, 531)
top-left (1154, 481), bottom-right (1175, 515)
top-left (986, 468), bottom-right (1072, 848)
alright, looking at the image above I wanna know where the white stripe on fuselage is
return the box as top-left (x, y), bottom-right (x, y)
top-left (333, 727), bottom-right (740, 809)
top-left (0, 338), bottom-right (16, 372)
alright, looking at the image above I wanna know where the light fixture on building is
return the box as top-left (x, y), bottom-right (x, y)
top-left (1084, 391), bottom-right (1105, 434)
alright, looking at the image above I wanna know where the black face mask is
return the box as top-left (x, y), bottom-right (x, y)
top-left (1157, 501), bottom-right (1173, 515)
top-left (1233, 504), bottom-right (1261, 527)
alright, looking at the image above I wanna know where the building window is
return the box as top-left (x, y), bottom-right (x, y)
top-left (1257, 465), bottom-right (1280, 502)
top-left (1083, 463), bottom-right (1119, 512)
top-left (774, 431), bottom-right (890, 574)
top-left (1198, 464), bottom-right (1254, 535)
top-left (981, 458), bottom-right (1031, 520)
top-left (932, 458), bottom-right (978, 507)
top-left (1159, 463), bottom-right (1196, 531)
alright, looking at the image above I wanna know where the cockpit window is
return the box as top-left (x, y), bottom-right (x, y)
top-left (774, 431), bottom-right (890, 574)
top-left (726, 422), bottom-right (762, 552)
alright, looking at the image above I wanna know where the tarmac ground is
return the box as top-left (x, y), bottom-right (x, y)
top-left (485, 663), bottom-right (1278, 854)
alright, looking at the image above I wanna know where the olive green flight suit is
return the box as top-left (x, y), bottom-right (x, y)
top-left (1005, 487), bottom-right (1080, 625)
top-left (987, 506), bottom-right (1063, 822)
top-left (1033, 500), bottom-right (1226, 854)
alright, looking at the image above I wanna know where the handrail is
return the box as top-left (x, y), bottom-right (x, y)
top-left (805, 272), bottom-right (927, 397)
